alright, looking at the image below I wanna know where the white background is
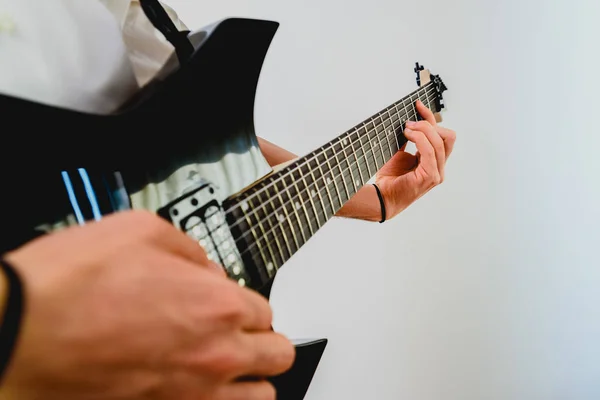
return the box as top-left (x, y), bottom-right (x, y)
top-left (168, 1), bottom-right (600, 399)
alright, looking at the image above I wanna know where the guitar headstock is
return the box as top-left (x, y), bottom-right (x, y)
top-left (414, 62), bottom-right (448, 123)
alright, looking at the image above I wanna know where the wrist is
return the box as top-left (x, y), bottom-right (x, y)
top-left (336, 184), bottom-right (384, 222)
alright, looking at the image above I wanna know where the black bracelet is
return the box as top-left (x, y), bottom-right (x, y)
top-left (0, 259), bottom-right (25, 383)
top-left (372, 183), bottom-right (386, 223)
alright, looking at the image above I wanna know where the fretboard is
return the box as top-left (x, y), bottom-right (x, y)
top-left (224, 81), bottom-right (438, 286)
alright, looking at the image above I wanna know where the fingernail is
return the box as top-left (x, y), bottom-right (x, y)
top-left (405, 120), bottom-right (416, 127)
top-left (404, 128), bottom-right (413, 135)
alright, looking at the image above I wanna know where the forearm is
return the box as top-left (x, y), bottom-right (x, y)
top-left (257, 138), bottom-right (381, 221)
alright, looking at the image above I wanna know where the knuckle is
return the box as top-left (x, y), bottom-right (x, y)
top-left (448, 129), bottom-right (457, 141)
top-left (200, 342), bottom-right (248, 376)
top-left (218, 294), bottom-right (247, 326)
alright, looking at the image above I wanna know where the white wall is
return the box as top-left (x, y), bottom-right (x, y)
top-left (168, 0), bottom-right (600, 399)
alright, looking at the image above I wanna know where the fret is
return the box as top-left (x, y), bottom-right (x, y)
top-left (238, 197), bottom-right (272, 273)
top-left (297, 165), bottom-right (321, 230)
top-left (386, 107), bottom-right (400, 151)
top-left (268, 184), bottom-right (296, 259)
top-left (372, 115), bottom-right (388, 166)
top-left (347, 133), bottom-right (365, 189)
top-left (364, 125), bottom-right (379, 173)
top-left (406, 96), bottom-right (418, 121)
top-left (253, 189), bottom-right (286, 269)
top-left (341, 134), bottom-right (359, 194)
top-left (324, 144), bottom-right (347, 205)
top-left (373, 120), bottom-right (388, 166)
top-left (307, 155), bottom-right (332, 219)
top-left (231, 206), bottom-right (266, 274)
top-left (290, 168), bottom-right (315, 237)
top-left (275, 175), bottom-right (305, 249)
top-left (381, 111), bottom-right (395, 157)
top-left (352, 130), bottom-right (370, 181)
top-left (358, 125), bottom-right (374, 177)
top-left (250, 203), bottom-right (279, 277)
top-left (254, 189), bottom-right (288, 263)
top-left (301, 161), bottom-right (327, 226)
top-left (331, 140), bottom-right (351, 202)
top-left (316, 149), bottom-right (341, 212)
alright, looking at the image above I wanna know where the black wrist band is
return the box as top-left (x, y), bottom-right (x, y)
top-left (0, 259), bottom-right (25, 383)
top-left (372, 183), bottom-right (386, 223)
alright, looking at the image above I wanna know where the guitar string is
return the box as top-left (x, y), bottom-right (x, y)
top-left (234, 92), bottom-right (437, 264)
top-left (225, 84), bottom-right (437, 233)
top-left (224, 81), bottom-right (437, 221)
top-left (226, 85), bottom-right (437, 238)
top-left (236, 111), bottom-right (419, 264)
top-left (230, 85), bottom-right (437, 257)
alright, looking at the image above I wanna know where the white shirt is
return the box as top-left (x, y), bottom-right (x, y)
top-left (0, 0), bottom-right (186, 114)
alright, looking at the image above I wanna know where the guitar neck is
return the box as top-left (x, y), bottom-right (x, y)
top-left (224, 81), bottom-right (438, 286)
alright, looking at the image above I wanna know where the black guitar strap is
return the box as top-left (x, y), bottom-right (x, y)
top-left (138, 0), bottom-right (194, 63)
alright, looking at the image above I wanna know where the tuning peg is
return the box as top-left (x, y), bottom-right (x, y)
top-left (414, 62), bottom-right (425, 86)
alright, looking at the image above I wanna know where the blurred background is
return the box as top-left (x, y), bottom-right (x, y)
top-left (168, 0), bottom-right (599, 399)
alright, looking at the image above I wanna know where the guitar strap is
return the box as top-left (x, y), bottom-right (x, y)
top-left (138, 0), bottom-right (194, 64)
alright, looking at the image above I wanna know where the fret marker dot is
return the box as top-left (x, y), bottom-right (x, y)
top-left (222, 241), bottom-right (230, 250)
top-left (295, 202), bottom-right (301, 210)
top-left (238, 278), bottom-right (246, 287)
top-left (267, 262), bottom-right (274, 271)
top-left (343, 139), bottom-right (348, 145)
top-left (199, 239), bottom-right (207, 247)
top-left (278, 214), bottom-right (285, 222)
top-left (241, 201), bottom-right (249, 212)
top-left (311, 190), bottom-right (317, 198)
top-left (356, 180), bottom-right (361, 187)
top-left (228, 254), bottom-right (236, 263)
top-left (326, 177), bottom-right (332, 185)
top-left (233, 265), bottom-right (241, 275)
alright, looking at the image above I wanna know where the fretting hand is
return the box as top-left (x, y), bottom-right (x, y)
top-left (373, 100), bottom-right (456, 220)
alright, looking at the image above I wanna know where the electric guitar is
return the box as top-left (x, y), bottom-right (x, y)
top-left (0, 17), bottom-right (447, 400)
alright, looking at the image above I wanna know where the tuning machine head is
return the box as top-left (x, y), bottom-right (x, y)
top-left (413, 62), bottom-right (448, 122)
top-left (414, 62), bottom-right (425, 86)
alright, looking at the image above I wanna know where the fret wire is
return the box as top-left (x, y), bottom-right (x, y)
top-left (227, 84), bottom-right (437, 229)
top-left (374, 115), bottom-right (389, 163)
top-left (381, 110), bottom-right (395, 156)
top-left (317, 151), bottom-right (339, 212)
top-left (262, 191), bottom-right (291, 263)
top-left (252, 200), bottom-right (280, 275)
top-left (331, 140), bottom-right (352, 201)
top-left (280, 179), bottom-right (307, 246)
top-left (365, 118), bottom-right (379, 170)
top-left (275, 180), bottom-right (302, 253)
top-left (307, 157), bottom-right (331, 222)
top-left (239, 205), bottom-right (270, 272)
top-left (342, 137), bottom-right (359, 193)
top-left (232, 88), bottom-right (438, 250)
top-left (259, 191), bottom-right (287, 266)
top-left (237, 123), bottom-right (405, 257)
top-left (387, 106), bottom-right (401, 150)
top-left (351, 131), bottom-right (367, 187)
top-left (299, 166), bottom-right (322, 229)
top-left (324, 144), bottom-right (345, 207)
top-left (371, 116), bottom-right (387, 167)
top-left (358, 124), bottom-right (374, 177)
top-left (291, 170), bottom-right (315, 237)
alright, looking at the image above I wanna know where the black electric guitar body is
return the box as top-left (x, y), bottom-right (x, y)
top-left (0, 16), bottom-right (447, 400)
